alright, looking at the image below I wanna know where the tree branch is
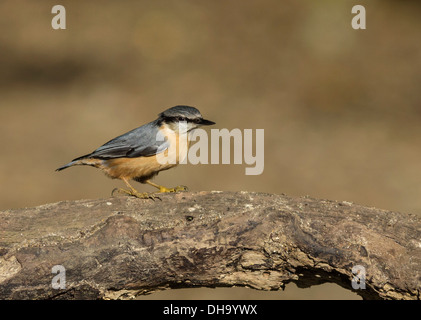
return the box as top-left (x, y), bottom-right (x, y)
top-left (0, 191), bottom-right (420, 300)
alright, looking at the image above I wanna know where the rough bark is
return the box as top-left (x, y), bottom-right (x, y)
top-left (0, 191), bottom-right (420, 300)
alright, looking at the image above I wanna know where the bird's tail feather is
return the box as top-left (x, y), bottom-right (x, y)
top-left (56, 153), bottom-right (96, 171)
top-left (56, 160), bottom-right (81, 171)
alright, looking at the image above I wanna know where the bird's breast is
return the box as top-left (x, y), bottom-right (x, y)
top-left (101, 128), bottom-right (191, 180)
top-left (158, 126), bottom-right (191, 164)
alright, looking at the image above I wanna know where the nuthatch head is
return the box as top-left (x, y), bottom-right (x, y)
top-left (157, 105), bottom-right (215, 134)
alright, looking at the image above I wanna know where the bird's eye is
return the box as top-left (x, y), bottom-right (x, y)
top-left (193, 118), bottom-right (201, 123)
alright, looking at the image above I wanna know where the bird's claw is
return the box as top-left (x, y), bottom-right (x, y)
top-left (112, 188), bottom-right (160, 201)
top-left (157, 185), bottom-right (189, 193)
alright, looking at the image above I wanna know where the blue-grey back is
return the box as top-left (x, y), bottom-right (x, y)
top-left (87, 120), bottom-right (169, 159)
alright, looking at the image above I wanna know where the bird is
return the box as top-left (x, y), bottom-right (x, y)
top-left (56, 105), bottom-right (215, 199)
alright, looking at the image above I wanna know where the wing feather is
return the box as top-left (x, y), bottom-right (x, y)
top-left (76, 121), bottom-right (169, 160)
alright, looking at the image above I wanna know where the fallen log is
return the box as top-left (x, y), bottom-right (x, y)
top-left (0, 191), bottom-right (420, 299)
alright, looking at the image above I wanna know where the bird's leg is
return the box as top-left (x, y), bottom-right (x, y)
top-left (145, 180), bottom-right (188, 193)
top-left (112, 178), bottom-right (159, 200)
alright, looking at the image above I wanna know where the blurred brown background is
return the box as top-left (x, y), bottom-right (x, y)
top-left (1, 0), bottom-right (420, 299)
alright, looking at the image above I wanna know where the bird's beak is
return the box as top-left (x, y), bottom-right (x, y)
top-left (199, 118), bottom-right (215, 126)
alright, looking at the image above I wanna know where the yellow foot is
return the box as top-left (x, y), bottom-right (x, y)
top-left (157, 185), bottom-right (189, 193)
top-left (112, 188), bottom-right (160, 200)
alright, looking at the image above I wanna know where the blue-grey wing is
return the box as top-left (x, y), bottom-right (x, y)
top-left (80, 121), bottom-right (169, 160)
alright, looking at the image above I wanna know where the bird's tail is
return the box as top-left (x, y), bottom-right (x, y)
top-left (56, 154), bottom-right (95, 171)
top-left (56, 160), bottom-right (82, 171)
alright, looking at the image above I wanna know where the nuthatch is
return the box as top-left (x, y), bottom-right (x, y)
top-left (56, 105), bottom-right (215, 199)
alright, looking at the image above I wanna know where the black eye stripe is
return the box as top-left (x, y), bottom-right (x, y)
top-left (164, 116), bottom-right (201, 123)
